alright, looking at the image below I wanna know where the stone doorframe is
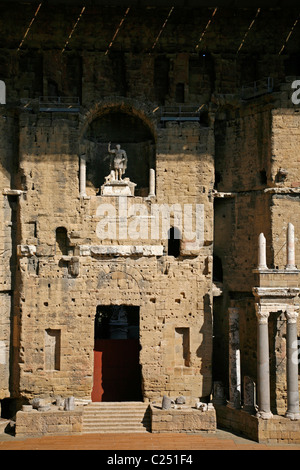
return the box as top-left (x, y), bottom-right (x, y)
top-left (253, 287), bottom-right (300, 420)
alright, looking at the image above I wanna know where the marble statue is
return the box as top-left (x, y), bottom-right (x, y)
top-left (106, 142), bottom-right (128, 181)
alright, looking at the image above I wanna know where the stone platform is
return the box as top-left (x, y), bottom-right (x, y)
top-left (14, 403), bottom-right (217, 438)
top-left (101, 179), bottom-right (136, 196)
top-left (150, 404), bottom-right (217, 433)
top-left (216, 405), bottom-right (300, 444)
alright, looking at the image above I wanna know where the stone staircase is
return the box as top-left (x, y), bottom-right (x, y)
top-left (82, 402), bottom-right (151, 434)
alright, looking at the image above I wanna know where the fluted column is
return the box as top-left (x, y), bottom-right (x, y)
top-left (227, 307), bottom-right (241, 409)
top-left (255, 303), bottom-right (273, 419)
top-left (285, 306), bottom-right (300, 420)
top-left (258, 233), bottom-right (267, 270)
top-left (148, 169), bottom-right (156, 197)
top-left (286, 223), bottom-right (296, 270)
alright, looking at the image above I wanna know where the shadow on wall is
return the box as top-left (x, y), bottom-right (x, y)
top-left (196, 293), bottom-right (214, 400)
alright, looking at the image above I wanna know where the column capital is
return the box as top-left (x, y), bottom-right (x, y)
top-left (255, 303), bottom-right (271, 324)
top-left (285, 305), bottom-right (299, 324)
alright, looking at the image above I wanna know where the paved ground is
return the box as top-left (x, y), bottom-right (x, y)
top-left (1, 429), bottom-right (300, 450)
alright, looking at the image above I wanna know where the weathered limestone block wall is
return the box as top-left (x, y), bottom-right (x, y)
top-left (214, 103), bottom-right (274, 293)
top-left (270, 195), bottom-right (300, 270)
top-left (215, 104), bottom-right (272, 193)
top-left (0, 292), bottom-right (12, 400)
top-left (151, 404), bottom-right (216, 433)
top-left (12, 106), bottom-right (215, 405)
top-left (16, 252), bottom-right (213, 403)
top-left (16, 409), bottom-right (83, 437)
top-left (213, 100), bottom-right (300, 408)
top-left (1, 2), bottom-right (300, 418)
top-left (271, 109), bottom-right (300, 187)
top-left (266, 109), bottom-right (300, 413)
top-left (214, 193), bottom-right (272, 293)
top-left (213, 101), bottom-right (274, 394)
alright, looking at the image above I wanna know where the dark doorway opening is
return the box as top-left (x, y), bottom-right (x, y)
top-left (92, 305), bottom-right (142, 402)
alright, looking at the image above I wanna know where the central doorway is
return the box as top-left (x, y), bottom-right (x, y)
top-left (92, 305), bottom-right (142, 402)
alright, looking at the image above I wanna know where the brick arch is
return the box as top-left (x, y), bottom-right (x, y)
top-left (79, 98), bottom-right (157, 196)
top-left (79, 97), bottom-right (158, 143)
top-left (96, 267), bottom-right (145, 305)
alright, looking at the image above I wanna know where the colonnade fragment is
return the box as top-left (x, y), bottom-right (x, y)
top-left (254, 223), bottom-right (300, 420)
top-left (228, 224), bottom-right (300, 420)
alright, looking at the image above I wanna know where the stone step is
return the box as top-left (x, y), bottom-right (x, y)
top-left (83, 421), bottom-right (149, 427)
top-left (84, 408), bottom-right (147, 415)
top-left (82, 402), bottom-right (151, 434)
top-left (83, 429), bottom-right (148, 434)
top-left (82, 415), bottom-right (151, 423)
top-left (84, 417), bottom-right (150, 423)
top-left (87, 402), bottom-right (148, 407)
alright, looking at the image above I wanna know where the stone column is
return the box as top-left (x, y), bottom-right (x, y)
top-left (255, 303), bottom-right (273, 419)
top-left (258, 233), bottom-right (267, 269)
top-left (148, 169), bottom-right (155, 197)
top-left (227, 307), bottom-right (241, 409)
top-left (79, 154), bottom-right (87, 197)
top-left (286, 223), bottom-right (296, 270)
top-left (285, 306), bottom-right (300, 420)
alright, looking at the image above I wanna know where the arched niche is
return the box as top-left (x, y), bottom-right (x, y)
top-left (82, 108), bottom-right (156, 197)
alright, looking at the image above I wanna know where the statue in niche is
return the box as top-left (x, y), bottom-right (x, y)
top-left (105, 142), bottom-right (128, 182)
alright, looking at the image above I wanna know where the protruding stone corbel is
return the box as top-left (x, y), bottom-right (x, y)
top-left (17, 245), bottom-right (36, 257)
top-left (3, 189), bottom-right (23, 196)
top-left (69, 256), bottom-right (80, 276)
top-left (61, 255), bottom-right (80, 276)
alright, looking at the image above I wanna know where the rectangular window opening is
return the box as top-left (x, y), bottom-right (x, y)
top-left (175, 327), bottom-right (190, 367)
top-left (45, 329), bottom-right (61, 371)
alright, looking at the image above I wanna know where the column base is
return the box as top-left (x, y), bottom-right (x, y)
top-left (285, 411), bottom-right (300, 420)
top-left (256, 410), bottom-right (273, 420)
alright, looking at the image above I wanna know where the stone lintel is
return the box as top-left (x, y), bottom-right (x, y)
top-left (80, 245), bottom-right (164, 257)
top-left (253, 287), bottom-right (300, 300)
top-left (253, 269), bottom-right (300, 274)
top-left (17, 244), bottom-right (37, 257)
